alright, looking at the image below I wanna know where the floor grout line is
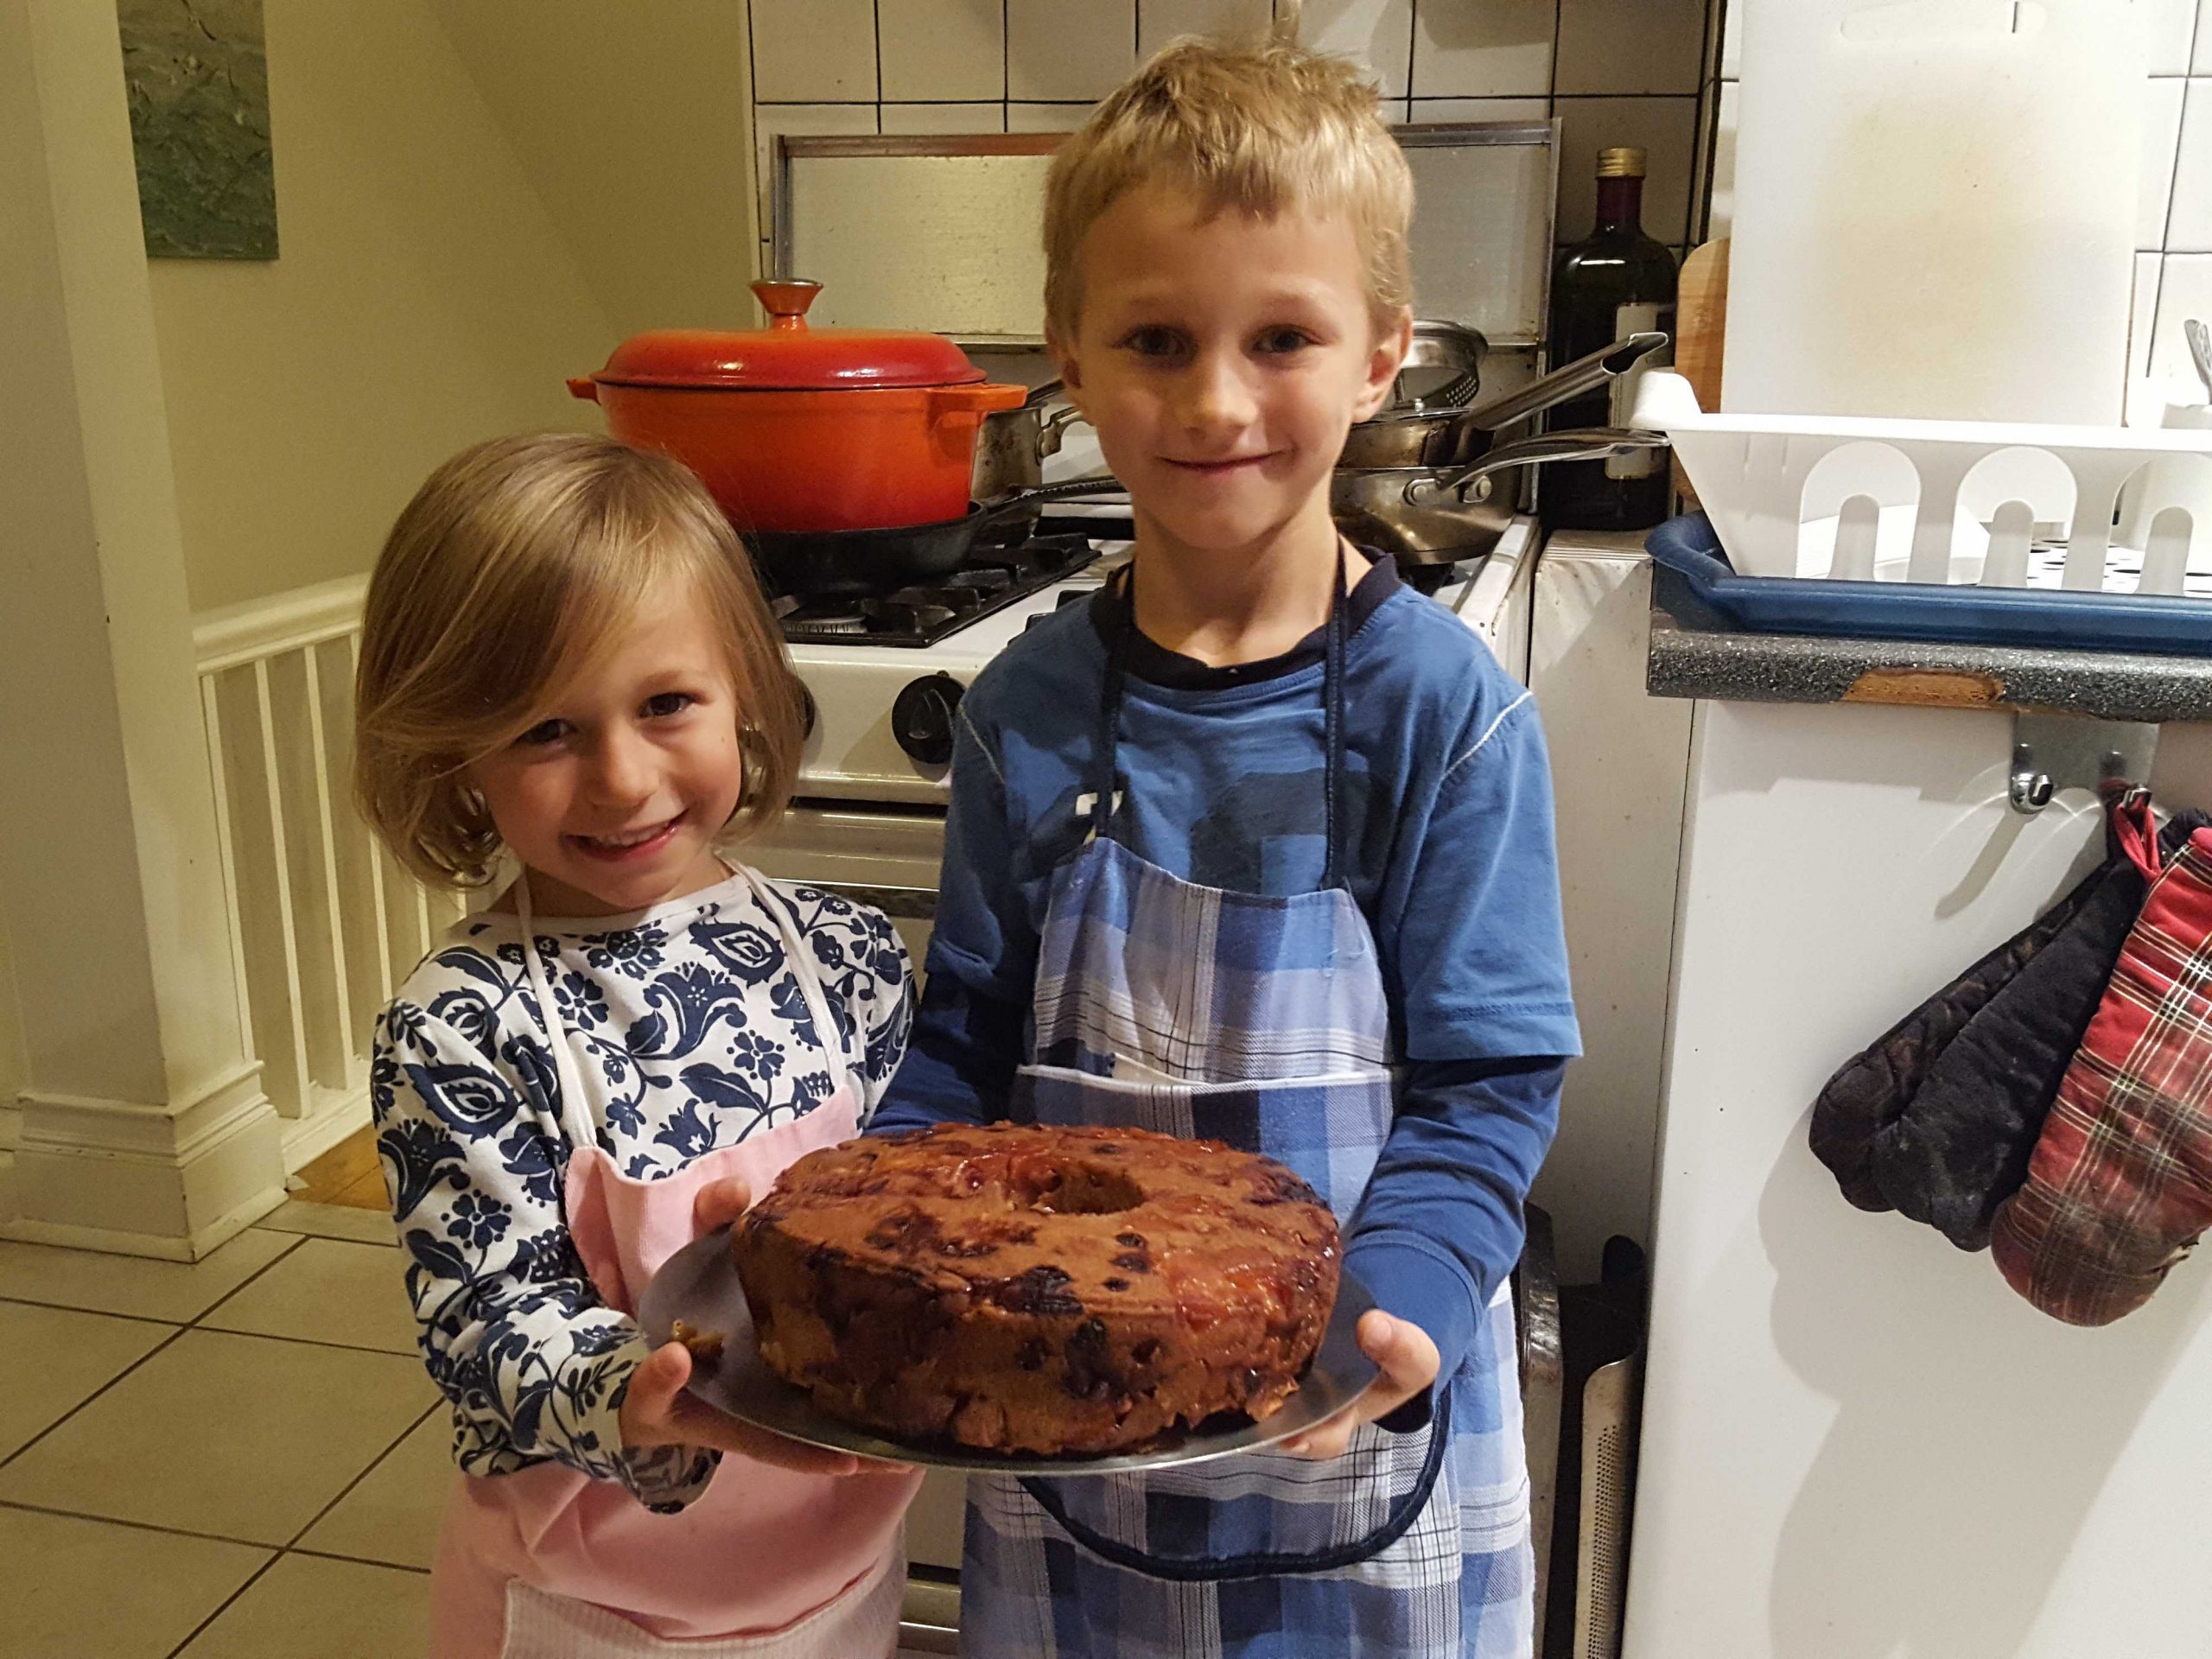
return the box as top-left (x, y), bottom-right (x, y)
top-left (0, 1325), bottom-right (189, 1478)
top-left (162, 1550), bottom-right (283, 1659)
top-left (285, 1541), bottom-right (434, 1576)
top-left (283, 1398), bottom-right (444, 1554)
top-left (0, 1495), bottom-right (278, 1554)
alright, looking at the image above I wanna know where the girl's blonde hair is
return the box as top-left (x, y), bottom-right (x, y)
top-left (1042, 35), bottom-right (1414, 343)
top-left (354, 432), bottom-right (804, 889)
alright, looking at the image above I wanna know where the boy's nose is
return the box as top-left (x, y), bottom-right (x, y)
top-left (1178, 353), bottom-right (1256, 433)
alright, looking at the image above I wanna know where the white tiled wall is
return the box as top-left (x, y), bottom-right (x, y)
top-left (747, 0), bottom-right (1721, 280)
top-left (1700, 0), bottom-right (2212, 413)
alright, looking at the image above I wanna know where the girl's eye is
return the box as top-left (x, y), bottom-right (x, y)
top-left (641, 691), bottom-right (695, 719)
top-left (516, 718), bottom-right (569, 747)
top-left (1255, 327), bottom-right (1314, 356)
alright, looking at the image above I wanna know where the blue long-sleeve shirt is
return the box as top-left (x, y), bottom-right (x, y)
top-left (873, 558), bottom-right (1579, 1389)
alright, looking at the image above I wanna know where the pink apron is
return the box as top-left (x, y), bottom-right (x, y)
top-left (429, 867), bottom-right (922, 1658)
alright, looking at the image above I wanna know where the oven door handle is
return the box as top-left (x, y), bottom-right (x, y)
top-left (802, 881), bottom-right (939, 922)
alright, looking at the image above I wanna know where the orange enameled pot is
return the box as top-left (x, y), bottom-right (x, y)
top-left (569, 278), bottom-right (1027, 535)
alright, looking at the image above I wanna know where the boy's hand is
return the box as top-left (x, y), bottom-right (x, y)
top-left (1277, 1309), bottom-right (1440, 1460)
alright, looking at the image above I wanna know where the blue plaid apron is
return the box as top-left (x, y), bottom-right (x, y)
top-left (959, 561), bottom-right (1533, 1659)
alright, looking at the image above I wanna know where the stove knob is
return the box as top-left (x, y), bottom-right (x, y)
top-left (893, 672), bottom-right (964, 766)
top-left (797, 683), bottom-right (817, 740)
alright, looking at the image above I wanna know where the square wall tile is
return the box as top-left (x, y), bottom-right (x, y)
top-left (1410, 0), bottom-right (1556, 97)
top-left (2169, 79), bottom-right (2212, 250)
top-left (0, 1227), bottom-right (294, 1324)
top-left (1555, 0), bottom-right (1706, 94)
top-left (1008, 102), bottom-right (1094, 133)
top-left (200, 1236), bottom-right (419, 1355)
top-left (750, 0), bottom-right (877, 102)
top-left (1554, 94), bottom-right (1701, 244)
top-left (2199, 0), bottom-right (2212, 72)
top-left (2150, 252), bottom-right (2212, 391)
top-left (880, 102), bottom-right (1009, 135)
top-left (1009, 0), bottom-right (1137, 99)
top-left (1141, 0), bottom-right (1275, 58)
top-left (0, 1300), bottom-right (172, 1459)
top-left (2141, 0), bottom-right (2200, 73)
top-left (2143, 76), bottom-right (2189, 249)
top-left (1403, 96), bottom-right (1553, 124)
top-left (297, 1408), bottom-right (450, 1571)
top-left (880, 0), bottom-right (1007, 101)
top-left (753, 103), bottom-right (880, 234)
top-left (1304, 0), bottom-right (1415, 97)
top-left (0, 1507), bottom-right (268, 1659)
top-left (178, 1553), bottom-right (431, 1659)
top-left (0, 1328), bottom-right (432, 1546)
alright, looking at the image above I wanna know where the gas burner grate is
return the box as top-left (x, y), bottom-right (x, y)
top-left (779, 535), bottom-right (1102, 647)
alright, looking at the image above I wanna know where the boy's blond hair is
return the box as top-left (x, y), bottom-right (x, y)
top-left (1042, 35), bottom-right (1414, 343)
top-left (354, 432), bottom-right (804, 890)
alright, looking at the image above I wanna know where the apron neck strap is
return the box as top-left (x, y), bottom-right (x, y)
top-left (514, 873), bottom-right (601, 1152)
top-left (1097, 544), bottom-right (1352, 891)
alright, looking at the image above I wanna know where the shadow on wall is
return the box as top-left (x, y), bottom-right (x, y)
top-left (1758, 1108), bottom-right (2212, 1658)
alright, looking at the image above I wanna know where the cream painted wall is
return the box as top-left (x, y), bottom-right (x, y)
top-left (149, 0), bottom-right (759, 613)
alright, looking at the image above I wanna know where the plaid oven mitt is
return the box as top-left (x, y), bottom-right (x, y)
top-left (1991, 815), bottom-right (2212, 1325)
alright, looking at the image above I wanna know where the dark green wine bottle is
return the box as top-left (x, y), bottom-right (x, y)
top-left (1541, 146), bottom-right (1679, 532)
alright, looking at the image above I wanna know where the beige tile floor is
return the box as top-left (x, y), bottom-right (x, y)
top-left (0, 1200), bottom-right (443, 1659)
top-left (0, 1172), bottom-right (952, 1658)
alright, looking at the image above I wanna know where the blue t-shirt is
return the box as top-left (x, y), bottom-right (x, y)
top-left (874, 557), bottom-right (1580, 1385)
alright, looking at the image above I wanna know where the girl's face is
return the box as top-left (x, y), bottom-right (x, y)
top-left (467, 582), bottom-right (747, 918)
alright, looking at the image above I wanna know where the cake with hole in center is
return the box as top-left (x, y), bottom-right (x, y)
top-left (731, 1121), bottom-right (1341, 1455)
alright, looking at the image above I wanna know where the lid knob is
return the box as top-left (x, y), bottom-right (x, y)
top-left (752, 278), bottom-right (822, 332)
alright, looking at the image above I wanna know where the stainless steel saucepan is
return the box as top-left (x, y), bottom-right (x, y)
top-left (1332, 429), bottom-right (1670, 575)
top-left (1338, 332), bottom-right (1669, 472)
top-left (972, 379), bottom-right (1090, 502)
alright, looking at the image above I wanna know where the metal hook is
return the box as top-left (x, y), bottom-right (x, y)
top-left (2006, 713), bottom-right (2158, 816)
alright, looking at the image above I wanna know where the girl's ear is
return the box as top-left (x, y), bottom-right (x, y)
top-left (1352, 307), bottom-right (1414, 423)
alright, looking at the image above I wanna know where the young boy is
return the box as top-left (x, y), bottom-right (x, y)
top-left (870, 35), bottom-right (1578, 1659)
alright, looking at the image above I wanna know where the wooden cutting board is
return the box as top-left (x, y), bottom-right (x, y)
top-left (1671, 238), bottom-right (1728, 507)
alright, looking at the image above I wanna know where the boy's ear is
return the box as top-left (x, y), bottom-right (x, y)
top-left (1353, 308), bottom-right (1415, 422)
top-left (1046, 328), bottom-right (1084, 402)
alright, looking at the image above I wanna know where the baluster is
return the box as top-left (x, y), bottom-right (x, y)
top-left (213, 662), bottom-right (310, 1117)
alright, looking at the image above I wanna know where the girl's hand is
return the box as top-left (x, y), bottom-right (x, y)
top-left (1277, 1309), bottom-right (1440, 1461)
top-left (691, 1175), bottom-right (753, 1236)
top-left (619, 1173), bottom-right (912, 1476)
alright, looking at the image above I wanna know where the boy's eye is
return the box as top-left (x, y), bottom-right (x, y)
top-left (516, 718), bottom-right (569, 747)
top-left (1121, 326), bottom-right (1187, 359)
top-left (1255, 327), bottom-right (1315, 356)
top-left (641, 691), bottom-right (696, 719)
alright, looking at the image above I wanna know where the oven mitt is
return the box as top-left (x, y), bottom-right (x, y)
top-left (1808, 834), bottom-right (2115, 1212)
top-left (1867, 805), bottom-right (2209, 1251)
top-left (1992, 819), bottom-right (2212, 1325)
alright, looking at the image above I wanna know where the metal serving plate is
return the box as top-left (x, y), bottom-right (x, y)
top-left (638, 1227), bottom-right (1377, 1478)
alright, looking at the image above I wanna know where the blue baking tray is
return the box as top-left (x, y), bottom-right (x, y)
top-left (1646, 514), bottom-right (2212, 658)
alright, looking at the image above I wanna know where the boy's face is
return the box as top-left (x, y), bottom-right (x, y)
top-left (1054, 186), bottom-right (1409, 557)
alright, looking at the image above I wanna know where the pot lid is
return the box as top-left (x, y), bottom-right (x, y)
top-left (585, 280), bottom-right (986, 391)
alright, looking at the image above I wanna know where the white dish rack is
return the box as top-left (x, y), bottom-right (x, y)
top-left (1631, 372), bottom-right (2212, 599)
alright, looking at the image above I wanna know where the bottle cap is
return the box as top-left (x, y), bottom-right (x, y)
top-left (1596, 146), bottom-right (1647, 179)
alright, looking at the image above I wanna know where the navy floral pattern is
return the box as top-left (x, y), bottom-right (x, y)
top-left (371, 872), bottom-right (912, 1511)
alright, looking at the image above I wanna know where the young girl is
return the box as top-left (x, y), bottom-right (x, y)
top-left (355, 432), bottom-right (919, 1658)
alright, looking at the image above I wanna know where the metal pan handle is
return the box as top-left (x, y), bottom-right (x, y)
top-left (1446, 332), bottom-right (1670, 438)
top-left (1406, 428), bottom-right (1670, 506)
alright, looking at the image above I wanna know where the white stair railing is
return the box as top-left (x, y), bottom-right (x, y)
top-left (194, 576), bottom-right (467, 1165)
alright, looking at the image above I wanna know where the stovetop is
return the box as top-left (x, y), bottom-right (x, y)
top-left (776, 532), bottom-right (1103, 647)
